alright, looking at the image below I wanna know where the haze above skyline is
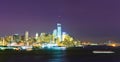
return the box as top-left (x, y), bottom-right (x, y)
top-left (0, 0), bottom-right (120, 42)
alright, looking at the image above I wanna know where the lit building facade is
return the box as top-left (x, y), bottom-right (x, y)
top-left (53, 29), bottom-right (57, 43)
top-left (35, 33), bottom-right (39, 40)
top-left (25, 31), bottom-right (29, 41)
top-left (53, 29), bottom-right (57, 38)
top-left (57, 23), bottom-right (62, 42)
top-left (62, 32), bottom-right (67, 41)
top-left (13, 34), bottom-right (20, 42)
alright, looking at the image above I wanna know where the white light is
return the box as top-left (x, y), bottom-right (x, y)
top-left (93, 51), bottom-right (115, 54)
top-left (57, 23), bottom-right (62, 41)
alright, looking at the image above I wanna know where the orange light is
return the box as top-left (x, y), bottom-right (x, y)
top-left (111, 44), bottom-right (116, 47)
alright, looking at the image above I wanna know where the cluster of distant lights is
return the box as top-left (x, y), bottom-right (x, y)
top-left (0, 23), bottom-right (118, 53)
top-left (0, 23), bottom-right (68, 51)
top-left (0, 45), bottom-right (66, 51)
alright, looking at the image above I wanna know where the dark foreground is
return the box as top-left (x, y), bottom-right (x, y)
top-left (0, 46), bottom-right (120, 62)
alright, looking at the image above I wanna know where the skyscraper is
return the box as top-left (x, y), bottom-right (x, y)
top-left (35, 33), bottom-right (39, 41)
top-left (53, 29), bottom-right (57, 43)
top-left (13, 34), bottom-right (20, 42)
top-left (53, 29), bottom-right (57, 38)
top-left (57, 23), bottom-right (62, 42)
top-left (25, 31), bottom-right (29, 41)
top-left (62, 32), bottom-right (67, 41)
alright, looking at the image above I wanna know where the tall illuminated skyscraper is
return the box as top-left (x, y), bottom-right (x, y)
top-left (53, 29), bottom-right (57, 38)
top-left (62, 32), bottom-right (67, 41)
top-left (25, 31), bottom-right (29, 41)
top-left (53, 29), bottom-right (57, 43)
top-left (57, 23), bottom-right (62, 42)
top-left (35, 33), bottom-right (39, 40)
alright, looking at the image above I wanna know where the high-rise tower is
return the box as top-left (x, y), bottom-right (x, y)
top-left (35, 33), bottom-right (39, 41)
top-left (25, 31), bottom-right (29, 41)
top-left (13, 34), bottom-right (20, 42)
top-left (62, 32), bottom-right (67, 41)
top-left (53, 29), bottom-right (57, 43)
top-left (57, 23), bottom-right (62, 42)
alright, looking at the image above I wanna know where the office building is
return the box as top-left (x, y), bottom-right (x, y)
top-left (25, 31), bottom-right (29, 41)
top-left (57, 23), bottom-right (62, 42)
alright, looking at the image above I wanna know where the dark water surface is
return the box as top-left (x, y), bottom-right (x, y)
top-left (0, 47), bottom-right (120, 62)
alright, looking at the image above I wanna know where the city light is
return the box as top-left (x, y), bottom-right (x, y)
top-left (93, 51), bottom-right (115, 54)
top-left (0, 23), bottom-right (75, 50)
top-left (0, 23), bottom-right (120, 51)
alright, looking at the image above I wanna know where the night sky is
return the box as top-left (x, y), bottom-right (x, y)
top-left (0, 0), bottom-right (120, 42)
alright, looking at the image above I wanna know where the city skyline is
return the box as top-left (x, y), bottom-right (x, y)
top-left (0, 0), bottom-right (120, 42)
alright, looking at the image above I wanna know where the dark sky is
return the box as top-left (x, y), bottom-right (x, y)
top-left (0, 0), bottom-right (120, 42)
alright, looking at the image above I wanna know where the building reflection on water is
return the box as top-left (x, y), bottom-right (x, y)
top-left (0, 45), bottom-right (120, 62)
